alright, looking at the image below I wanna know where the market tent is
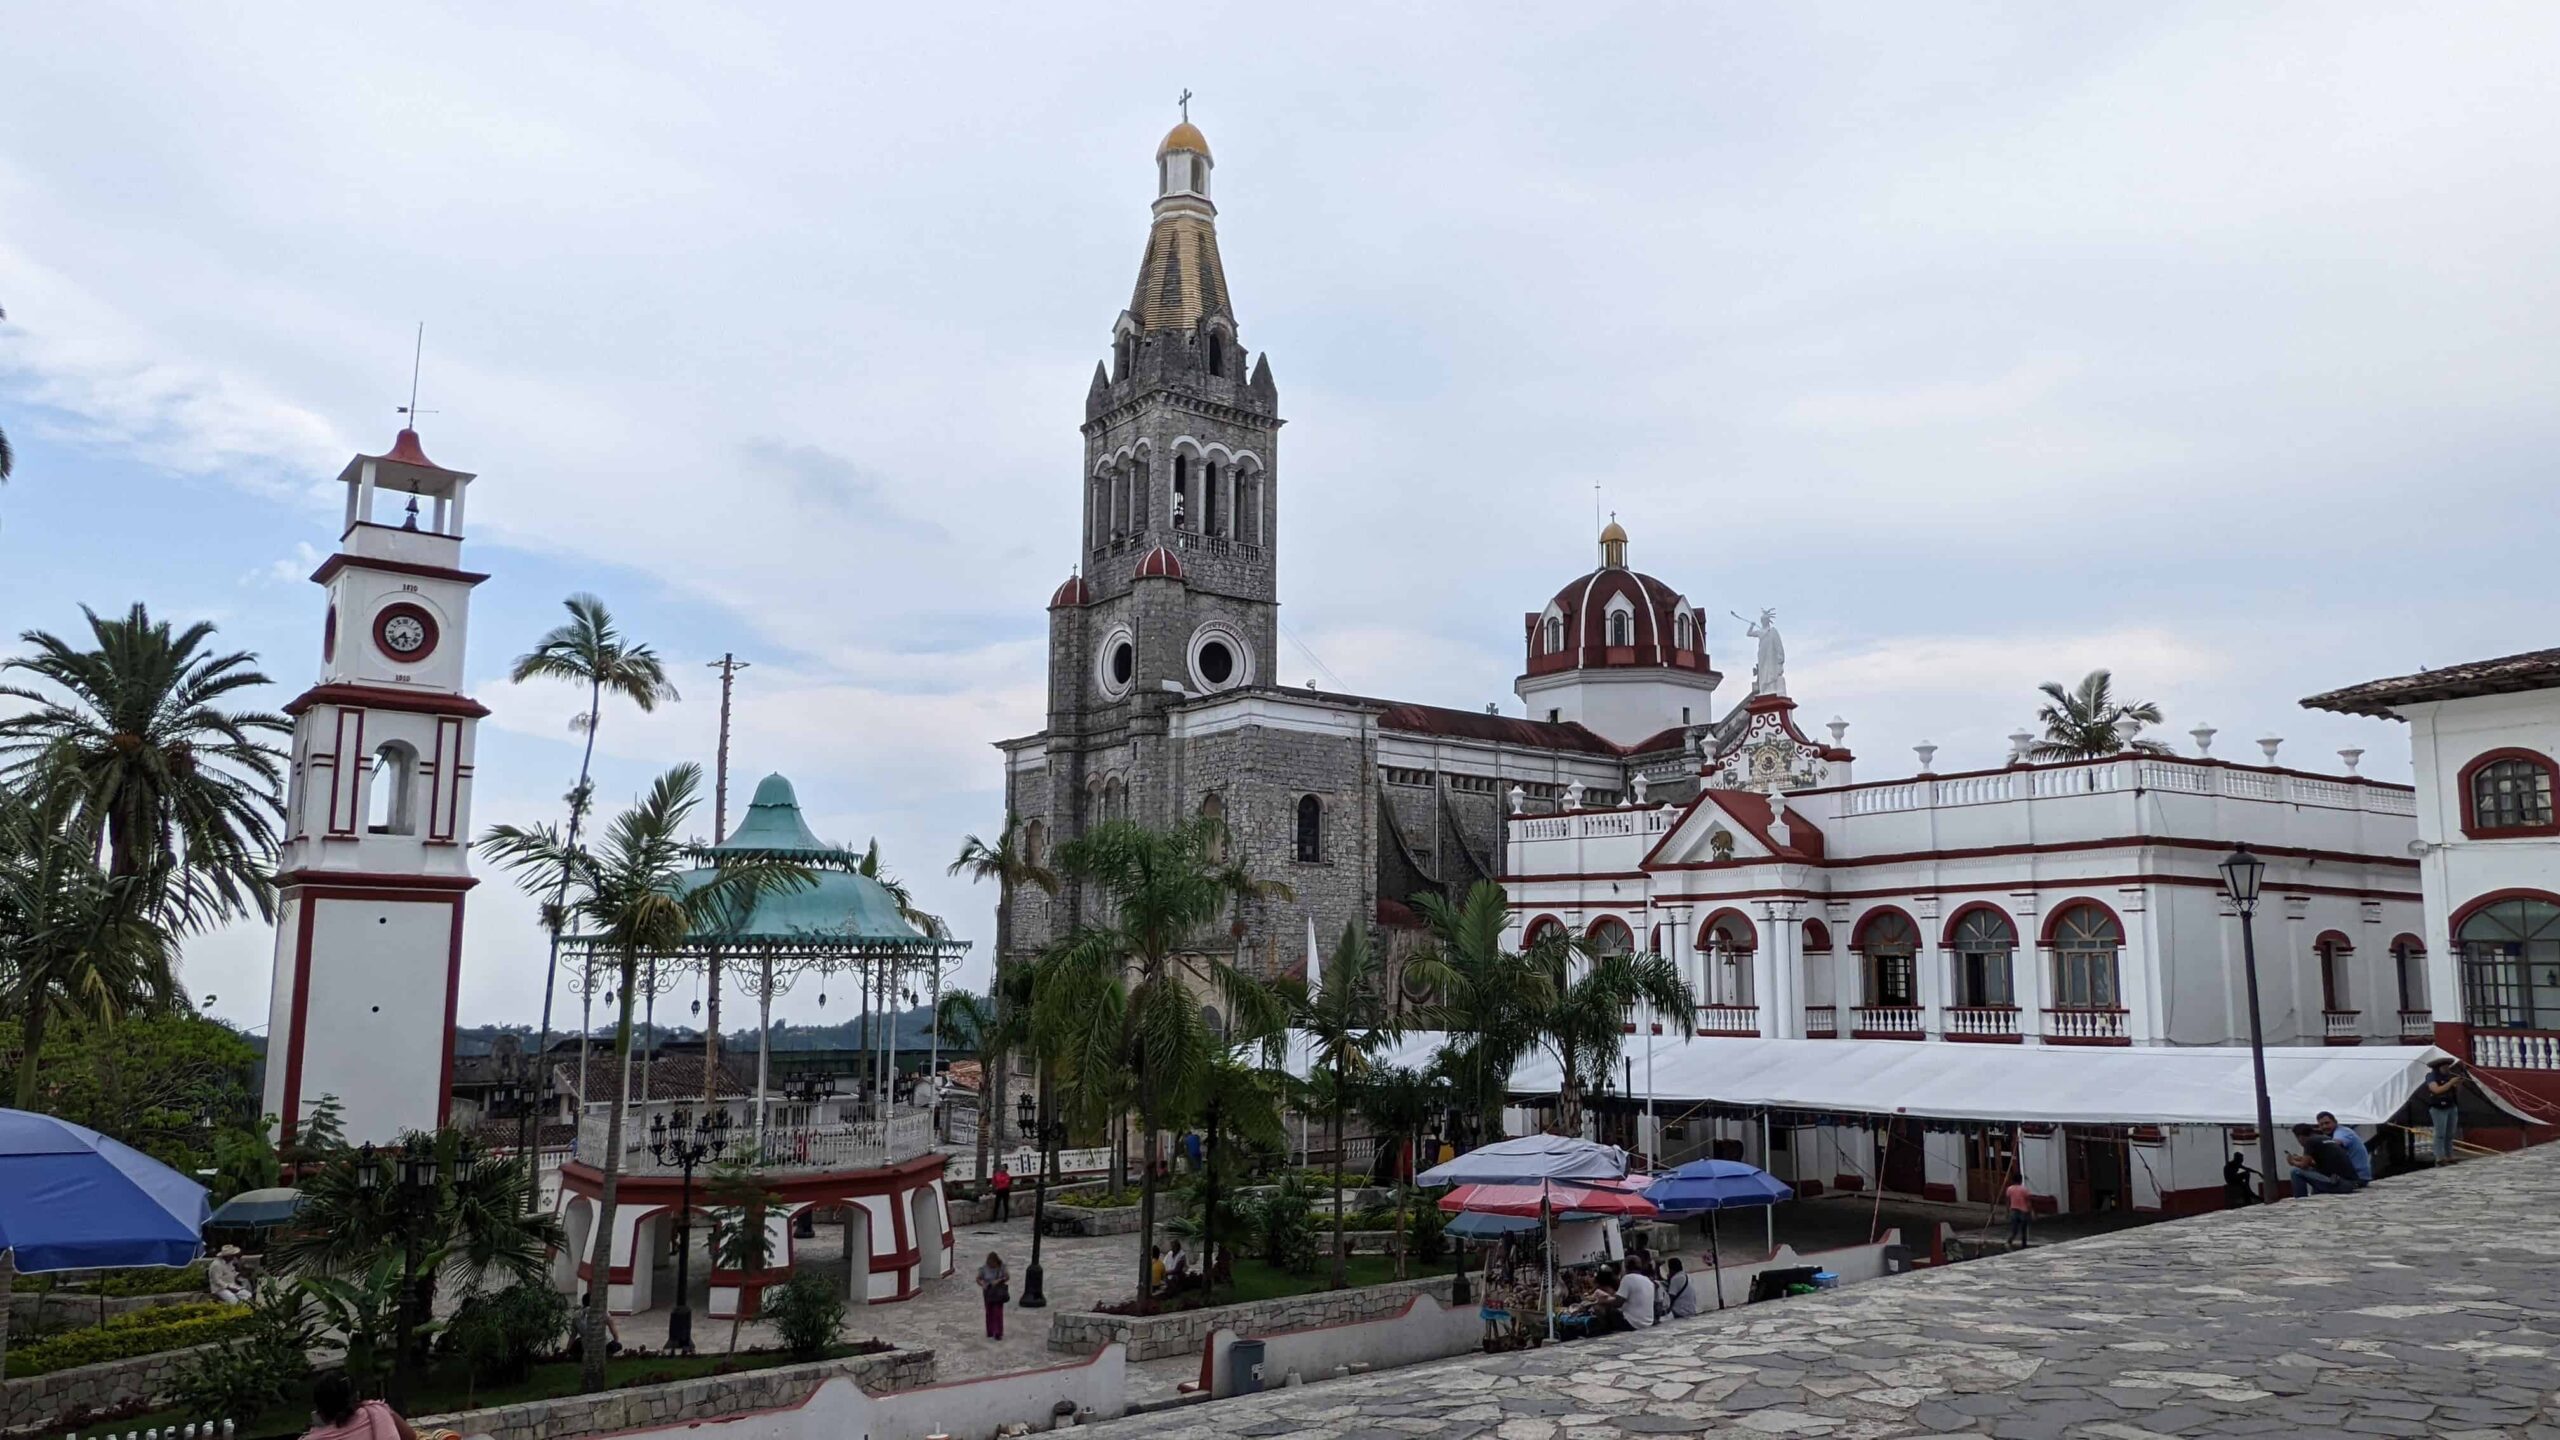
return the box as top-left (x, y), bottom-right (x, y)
top-left (1417, 1133), bottom-right (1627, 1186)
top-left (1439, 1181), bottom-right (1658, 1219)
top-left (1342, 1033), bottom-right (2520, 1129)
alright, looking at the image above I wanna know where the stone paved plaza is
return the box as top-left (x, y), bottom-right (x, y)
top-left (1088, 1145), bottom-right (2560, 1438)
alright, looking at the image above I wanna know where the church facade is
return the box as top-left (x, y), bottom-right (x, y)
top-left (997, 119), bottom-right (1757, 983)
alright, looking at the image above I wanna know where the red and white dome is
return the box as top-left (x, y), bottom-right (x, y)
top-left (1049, 573), bottom-right (1092, 608)
top-left (1521, 521), bottom-right (1708, 677)
top-left (1134, 544), bottom-right (1186, 581)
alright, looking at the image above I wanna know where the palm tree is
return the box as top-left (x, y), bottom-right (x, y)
top-left (702, 1157), bottom-right (781, 1353)
top-left (1288, 922), bottom-right (1404, 1289)
top-left (1031, 816), bottom-right (1288, 1309)
top-left (1185, 1037), bottom-right (1289, 1301)
top-left (2030, 669), bottom-right (2170, 760)
top-left (0, 603), bottom-right (286, 925)
top-left (1529, 929), bottom-right (1695, 1138)
top-left (0, 751), bottom-right (186, 1108)
top-left (1407, 882), bottom-right (1553, 1148)
top-left (933, 985), bottom-right (1027, 1180)
top-left (1354, 1064), bottom-right (1448, 1279)
top-left (478, 764), bottom-right (810, 1391)
top-left (950, 814), bottom-right (1059, 1182)
top-left (507, 596), bottom-right (680, 1134)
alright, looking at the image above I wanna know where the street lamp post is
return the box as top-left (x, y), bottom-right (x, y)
top-left (2219, 845), bottom-right (2285, 1205)
top-left (1018, 1081), bottom-right (1063, 1308)
top-left (649, 1108), bottom-right (731, 1354)
top-left (359, 1135), bottom-right (453, 1412)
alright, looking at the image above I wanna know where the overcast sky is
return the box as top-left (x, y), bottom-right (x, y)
top-left (4, 3), bottom-right (2556, 1037)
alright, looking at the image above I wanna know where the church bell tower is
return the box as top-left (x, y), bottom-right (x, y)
top-left (262, 428), bottom-right (486, 1145)
top-left (1054, 115), bottom-right (1283, 747)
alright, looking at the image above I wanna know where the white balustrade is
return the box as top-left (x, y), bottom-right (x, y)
top-left (2042, 1007), bottom-right (2130, 1043)
top-left (1943, 1006), bottom-right (2022, 1039)
top-left (1803, 1004), bottom-right (1837, 1035)
top-left (1692, 1004), bottom-right (1761, 1036)
top-left (2219, 769), bottom-right (2281, 801)
top-left (1850, 1005), bottom-right (1923, 1037)
top-left (1515, 816), bottom-right (1571, 840)
top-left (2473, 1031), bottom-right (2560, 1071)
top-left (1815, 755), bottom-right (2414, 819)
top-left (2398, 1010), bottom-right (2433, 1040)
top-left (2322, 1009), bottom-right (2363, 1041)
top-left (575, 1098), bottom-right (938, 1174)
top-left (1583, 811), bottom-right (1637, 836)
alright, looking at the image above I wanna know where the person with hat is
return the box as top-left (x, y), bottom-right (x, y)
top-left (208, 1245), bottom-right (251, 1304)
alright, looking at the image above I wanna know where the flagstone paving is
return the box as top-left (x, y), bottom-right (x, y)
top-left (1084, 1145), bottom-right (2560, 1438)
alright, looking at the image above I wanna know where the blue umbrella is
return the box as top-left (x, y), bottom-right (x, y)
top-left (205, 1186), bottom-right (303, 1231)
top-left (0, 1109), bottom-right (210, 1273)
top-left (1641, 1159), bottom-right (1792, 1313)
top-left (1642, 1158), bottom-right (1794, 1215)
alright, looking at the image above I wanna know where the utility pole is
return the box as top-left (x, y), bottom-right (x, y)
top-left (705, 654), bottom-right (749, 1100)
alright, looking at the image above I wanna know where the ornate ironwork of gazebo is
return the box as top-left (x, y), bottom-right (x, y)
top-left (567, 773), bottom-right (970, 1159)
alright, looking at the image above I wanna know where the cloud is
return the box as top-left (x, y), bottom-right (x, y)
top-left (246, 541), bottom-right (323, 587)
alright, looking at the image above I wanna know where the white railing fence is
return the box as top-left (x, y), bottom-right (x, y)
top-left (2473, 1031), bottom-right (2560, 1071)
top-left (2043, 1007), bottom-right (2130, 1042)
top-left (1835, 758), bottom-right (2413, 819)
top-left (1943, 1006), bottom-right (2022, 1038)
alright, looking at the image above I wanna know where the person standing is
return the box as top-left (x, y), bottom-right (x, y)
top-left (990, 1163), bottom-right (1013, 1221)
top-left (976, 1251), bottom-right (1010, 1340)
top-left (2003, 1177), bottom-right (2035, 1249)
top-left (2315, 1112), bottom-right (2373, 1185)
top-left (2423, 1060), bottom-right (2465, 1164)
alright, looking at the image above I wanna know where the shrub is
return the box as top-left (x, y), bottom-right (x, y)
top-left (763, 1273), bottom-right (843, 1361)
top-left (171, 1288), bottom-right (316, 1419)
top-left (442, 1283), bottom-right (571, 1389)
top-left (1409, 1200), bottom-right (1447, 1264)
top-left (1242, 1177), bottom-right (1319, 1276)
top-left (5, 1303), bottom-right (255, 1378)
top-left (92, 1262), bottom-right (211, 1298)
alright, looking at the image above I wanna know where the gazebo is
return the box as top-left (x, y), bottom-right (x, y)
top-left (554, 774), bottom-right (972, 1317)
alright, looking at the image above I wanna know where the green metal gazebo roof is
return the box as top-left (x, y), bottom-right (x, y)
top-left (662, 774), bottom-right (963, 954)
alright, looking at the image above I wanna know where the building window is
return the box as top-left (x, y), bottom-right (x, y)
top-left (2050, 904), bottom-right (2124, 1010)
top-left (1204, 460), bottom-right (1222, 535)
top-left (1673, 611), bottom-right (1693, 651)
top-left (1382, 766), bottom-right (1431, 787)
top-left (1606, 610), bottom-right (1633, 648)
top-left (2458, 896), bottom-right (2560, 1031)
top-left (1856, 910), bottom-right (1919, 1007)
top-left (2317, 936), bottom-right (2354, 1014)
top-left (1702, 913), bottom-right (1754, 1006)
top-left (1173, 454), bottom-right (1191, 529)
top-left (1950, 908), bottom-right (2017, 1007)
top-left (1587, 917), bottom-right (1634, 957)
top-left (1446, 773), bottom-right (1498, 794)
top-left (366, 741), bottom-right (418, 835)
top-left (1208, 332), bottom-right (1226, 377)
top-left (1022, 818), bottom-right (1047, 868)
top-left (1295, 795), bottom-right (1322, 862)
top-left (2393, 938), bottom-right (2427, 1014)
top-left (1543, 614), bottom-right (1564, 654)
top-left (1546, 708), bottom-right (1561, 724)
top-left (2467, 754), bottom-right (2556, 834)
top-left (1103, 776), bottom-right (1127, 822)
top-left (1198, 794), bottom-right (1224, 861)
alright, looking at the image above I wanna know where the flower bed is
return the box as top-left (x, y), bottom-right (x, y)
top-left (3, 1303), bottom-right (252, 1380)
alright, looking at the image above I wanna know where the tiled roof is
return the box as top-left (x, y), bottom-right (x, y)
top-left (548, 1052), bottom-right (755, 1102)
top-left (1374, 700), bottom-right (1623, 756)
top-left (1692, 788), bottom-right (1826, 861)
top-left (1128, 213), bottom-right (1232, 332)
top-left (2303, 648), bottom-right (2560, 718)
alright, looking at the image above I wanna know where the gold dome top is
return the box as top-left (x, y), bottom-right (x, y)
top-left (1157, 121), bottom-right (1212, 160)
top-left (1599, 519), bottom-right (1628, 544)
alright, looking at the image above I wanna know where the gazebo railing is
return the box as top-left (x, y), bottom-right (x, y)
top-left (573, 1099), bottom-right (939, 1175)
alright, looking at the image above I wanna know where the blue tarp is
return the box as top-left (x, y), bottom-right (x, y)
top-left (0, 1109), bottom-right (210, 1273)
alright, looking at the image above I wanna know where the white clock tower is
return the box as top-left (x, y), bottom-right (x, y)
top-left (262, 428), bottom-right (486, 1145)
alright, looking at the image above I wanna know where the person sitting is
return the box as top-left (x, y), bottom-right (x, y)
top-left (1149, 1244), bottom-right (1167, 1295)
top-left (300, 1370), bottom-right (417, 1440)
top-left (2315, 1112), bottom-right (2373, 1185)
top-left (1609, 1261), bottom-right (1658, 1333)
top-left (1662, 1257), bottom-right (1699, 1319)
top-left (2223, 1152), bottom-right (2260, 1208)
top-left (1164, 1238), bottom-right (1192, 1290)
top-left (208, 1245), bottom-right (252, 1304)
top-left (2287, 1123), bottom-right (2362, 1198)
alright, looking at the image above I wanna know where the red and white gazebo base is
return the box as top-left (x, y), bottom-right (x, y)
top-left (557, 1152), bottom-right (954, 1317)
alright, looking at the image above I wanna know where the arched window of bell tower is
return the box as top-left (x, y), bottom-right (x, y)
top-left (1204, 461), bottom-right (1222, 536)
top-left (367, 740), bottom-right (419, 836)
top-left (1173, 455), bottom-right (1192, 530)
top-left (1208, 332), bottom-right (1226, 378)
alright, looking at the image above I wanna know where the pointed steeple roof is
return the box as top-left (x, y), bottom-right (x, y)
top-left (1128, 120), bottom-right (1233, 332)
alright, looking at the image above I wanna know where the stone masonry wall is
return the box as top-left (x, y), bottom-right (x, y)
top-left (422, 1347), bottom-right (933, 1440)
top-left (0, 1341), bottom-right (224, 1436)
top-left (1047, 1273), bottom-right (1455, 1362)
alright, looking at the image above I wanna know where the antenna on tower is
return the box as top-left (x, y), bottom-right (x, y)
top-left (396, 322), bottom-right (438, 428)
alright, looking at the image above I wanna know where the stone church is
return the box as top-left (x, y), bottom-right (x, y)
top-left (996, 118), bottom-right (1848, 978)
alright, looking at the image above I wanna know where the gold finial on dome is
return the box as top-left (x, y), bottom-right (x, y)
top-left (1158, 120), bottom-right (1211, 160)
top-left (1599, 514), bottom-right (1628, 568)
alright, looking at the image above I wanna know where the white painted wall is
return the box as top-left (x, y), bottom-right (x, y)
top-left (1207, 1296), bottom-right (1480, 1398)
top-left (2401, 690), bottom-right (2560, 1021)
top-left (480, 1349), bottom-right (1129, 1440)
top-left (1515, 665), bottom-right (1720, 749)
top-left (266, 894), bottom-right (456, 1142)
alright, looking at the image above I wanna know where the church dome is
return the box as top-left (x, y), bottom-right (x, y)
top-left (1521, 522), bottom-right (1708, 678)
top-left (1134, 544), bottom-right (1186, 581)
top-left (1049, 573), bottom-right (1092, 608)
top-left (1157, 121), bottom-right (1212, 160)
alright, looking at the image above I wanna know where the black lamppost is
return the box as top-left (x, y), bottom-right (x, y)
top-left (359, 1134), bottom-right (452, 1410)
top-left (650, 1108), bottom-right (731, 1353)
top-left (1018, 1080), bottom-right (1064, 1309)
top-left (2219, 845), bottom-right (2284, 1204)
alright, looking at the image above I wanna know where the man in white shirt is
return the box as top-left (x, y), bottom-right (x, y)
top-left (1611, 1264), bottom-right (1658, 1330)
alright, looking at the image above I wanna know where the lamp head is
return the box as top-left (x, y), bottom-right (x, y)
top-left (2219, 844), bottom-right (2266, 914)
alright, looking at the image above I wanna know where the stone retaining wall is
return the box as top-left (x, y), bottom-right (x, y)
top-left (1048, 1274), bottom-right (1456, 1362)
top-left (0, 1341), bottom-right (224, 1436)
top-left (421, 1347), bottom-right (933, 1440)
top-left (5, 1291), bottom-right (201, 1329)
top-left (1045, 1204), bottom-right (1142, 1237)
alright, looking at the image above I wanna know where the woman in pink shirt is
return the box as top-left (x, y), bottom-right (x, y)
top-left (300, 1372), bottom-right (418, 1440)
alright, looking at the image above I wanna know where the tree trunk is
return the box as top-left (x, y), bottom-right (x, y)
top-left (1200, 1098), bottom-right (1219, 1305)
top-left (531, 685), bottom-right (606, 1210)
top-left (980, 881), bottom-right (1011, 1186)
top-left (13, 1002), bottom-right (45, 1110)
top-left (1329, 1059), bottom-right (1348, 1290)
top-left (579, 953), bottom-right (639, 1393)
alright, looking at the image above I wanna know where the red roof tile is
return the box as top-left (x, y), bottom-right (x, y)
top-left (2303, 648), bottom-right (2560, 718)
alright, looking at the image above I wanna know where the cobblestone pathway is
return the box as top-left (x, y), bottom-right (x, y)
top-left (1088, 1146), bottom-right (2560, 1438)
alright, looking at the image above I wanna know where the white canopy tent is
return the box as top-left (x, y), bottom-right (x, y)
top-left (1301, 1033), bottom-right (2527, 1129)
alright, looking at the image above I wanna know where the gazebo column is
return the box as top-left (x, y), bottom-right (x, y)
top-left (756, 953), bottom-right (774, 1155)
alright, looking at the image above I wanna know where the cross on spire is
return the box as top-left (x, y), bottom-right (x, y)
top-left (1179, 88), bottom-right (1192, 123)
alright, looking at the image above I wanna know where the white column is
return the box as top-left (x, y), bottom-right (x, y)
top-left (1760, 900), bottom-right (1801, 1038)
top-left (1914, 896), bottom-right (1943, 1040)
top-left (2281, 895), bottom-right (2312, 1045)
top-left (2118, 886), bottom-right (2157, 1044)
top-left (1749, 929), bottom-right (1776, 1030)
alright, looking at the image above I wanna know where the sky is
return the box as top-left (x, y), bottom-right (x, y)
top-left (3, 3), bottom-right (2556, 1037)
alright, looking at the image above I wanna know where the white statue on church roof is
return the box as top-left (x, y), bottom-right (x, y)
top-left (1734, 607), bottom-right (1785, 697)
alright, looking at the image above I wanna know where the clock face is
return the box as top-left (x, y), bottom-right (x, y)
top-left (372, 603), bottom-right (439, 662)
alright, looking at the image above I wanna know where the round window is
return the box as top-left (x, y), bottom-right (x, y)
top-left (1185, 625), bottom-right (1253, 693)
top-left (1094, 626), bottom-right (1138, 699)
top-left (1110, 642), bottom-right (1135, 685)
top-left (1197, 640), bottom-right (1234, 686)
